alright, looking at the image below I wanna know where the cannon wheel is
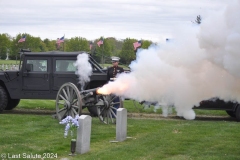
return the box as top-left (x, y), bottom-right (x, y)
top-left (56, 82), bottom-right (82, 121)
top-left (96, 94), bottom-right (123, 124)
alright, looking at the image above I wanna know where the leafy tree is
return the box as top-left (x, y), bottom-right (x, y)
top-left (106, 37), bottom-right (123, 57)
top-left (65, 37), bottom-right (89, 52)
top-left (8, 33), bottom-right (47, 59)
top-left (0, 33), bottom-right (12, 60)
top-left (14, 34), bottom-right (46, 51)
top-left (119, 38), bottom-right (136, 65)
top-left (119, 39), bottom-right (153, 65)
top-left (43, 38), bottom-right (56, 51)
top-left (0, 32), bottom-right (156, 64)
top-left (141, 40), bottom-right (152, 49)
top-left (94, 37), bottom-right (112, 64)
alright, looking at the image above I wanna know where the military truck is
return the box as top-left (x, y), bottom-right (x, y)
top-left (0, 49), bottom-right (109, 117)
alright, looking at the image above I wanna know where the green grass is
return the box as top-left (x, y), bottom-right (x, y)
top-left (0, 59), bottom-right (19, 65)
top-left (0, 114), bottom-right (239, 160)
top-left (18, 100), bottom-right (56, 110)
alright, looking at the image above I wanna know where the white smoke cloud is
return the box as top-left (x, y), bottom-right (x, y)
top-left (100, 0), bottom-right (240, 120)
top-left (74, 53), bottom-right (92, 90)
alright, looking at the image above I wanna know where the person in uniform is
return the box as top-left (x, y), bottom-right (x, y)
top-left (107, 56), bottom-right (124, 81)
top-left (107, 56), bottom-right (124, 117)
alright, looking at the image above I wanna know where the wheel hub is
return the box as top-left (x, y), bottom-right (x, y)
top-left (103, 100), bottom-right (110, 109)
top-left (65, 101), bottom-right (71, 109)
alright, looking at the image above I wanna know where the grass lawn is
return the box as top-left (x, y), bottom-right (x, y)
top-left (1, 99), bottom-right (237, 160)
top-left (0, 59), bottom-right (19, 65)
top-left (0, 114), bottom-right (239, 160)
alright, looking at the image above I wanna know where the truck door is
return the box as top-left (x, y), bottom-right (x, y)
top-left (22, 58), bottom-right (50, 91)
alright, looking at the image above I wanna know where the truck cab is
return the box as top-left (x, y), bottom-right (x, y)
top-left (0, 50), bottom-right (108, 112)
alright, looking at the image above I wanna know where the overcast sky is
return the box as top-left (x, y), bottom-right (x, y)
top-left (0, 0), bottom-right (230, 42)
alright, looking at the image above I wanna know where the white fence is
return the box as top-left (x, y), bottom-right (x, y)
top-left (0, 64), bottom-right (19, 71)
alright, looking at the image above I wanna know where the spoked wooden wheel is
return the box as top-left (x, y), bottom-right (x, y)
top-left (56, 83), bottom-right (82, 121)
top-left (97, 94), bottom-right (123, 124)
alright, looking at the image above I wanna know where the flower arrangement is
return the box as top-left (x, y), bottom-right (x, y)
top-left (60, 115), bottom-right (80, 139)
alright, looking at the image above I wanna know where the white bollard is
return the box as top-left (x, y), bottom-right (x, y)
top-left (76, 115), bottom-right (92, 154)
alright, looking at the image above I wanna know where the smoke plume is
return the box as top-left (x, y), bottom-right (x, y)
top-left (74, 53), bottom-right (92, 90)
top-left (100, 0), bottom-right (240, 120)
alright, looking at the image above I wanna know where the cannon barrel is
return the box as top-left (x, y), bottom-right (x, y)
top-left (80, 88), bottom-right (98, 94)
top-left (81, 91), bottom-right (94, 99)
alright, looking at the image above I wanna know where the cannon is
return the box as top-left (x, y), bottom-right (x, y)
top-left (55, 82), bottom-right (123, 124)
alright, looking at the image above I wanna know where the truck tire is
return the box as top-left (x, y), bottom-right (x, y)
top-left (236, 106), bottom-right (240, 122)
top-left (226, 110), bottom-right (236, 117)
top-left (87, 106), bottom-right (98, 117)
top-left (0, 86), bottom-right (8, 113)
top-left (5, 99), bottom-right (20, 110)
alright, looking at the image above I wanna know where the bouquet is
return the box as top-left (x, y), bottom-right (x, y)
top-left (60, 115), bottom-right (80, 139)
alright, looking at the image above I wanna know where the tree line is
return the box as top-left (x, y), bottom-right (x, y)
top-left (0, 33), bottom-right (153, 65)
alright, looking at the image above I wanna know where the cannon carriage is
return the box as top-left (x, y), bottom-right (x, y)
top-left (55, 82), bottom-right (123, 124)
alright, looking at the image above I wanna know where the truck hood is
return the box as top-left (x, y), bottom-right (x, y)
top-left (0, 71), bottom-right (19, 82)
